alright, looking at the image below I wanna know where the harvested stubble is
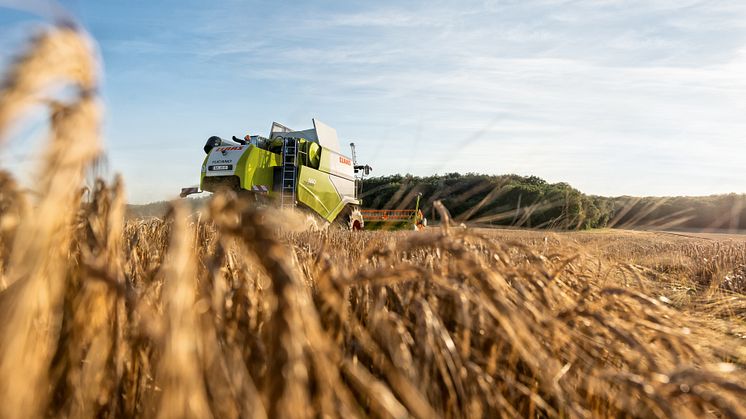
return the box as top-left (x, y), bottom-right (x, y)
top-left (1, 25), bottom-right (746, 419)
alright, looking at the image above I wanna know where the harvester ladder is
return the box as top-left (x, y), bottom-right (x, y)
top-left (281, 137), bottom-right (298, 208)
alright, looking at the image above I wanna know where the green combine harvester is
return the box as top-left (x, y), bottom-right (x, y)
top-left (181, 119), bottom-right (371, 229)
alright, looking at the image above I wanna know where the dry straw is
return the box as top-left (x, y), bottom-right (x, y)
top-left (0, 25), bottom-right (745, 419)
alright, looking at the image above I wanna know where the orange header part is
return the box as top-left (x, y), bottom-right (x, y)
top-left (360, 209), bottom-right (417, 221)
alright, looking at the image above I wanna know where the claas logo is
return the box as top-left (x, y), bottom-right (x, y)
top-left (339, 156), bottom-right (352, 165)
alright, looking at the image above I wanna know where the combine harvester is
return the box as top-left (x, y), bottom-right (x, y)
top-left (181, 119), bottom-right (425, 230)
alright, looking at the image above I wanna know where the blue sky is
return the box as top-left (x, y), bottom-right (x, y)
top-left (1, 0), bottom-right (746, 203)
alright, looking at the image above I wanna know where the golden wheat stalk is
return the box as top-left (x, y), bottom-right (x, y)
top-left (0, 19), bottom-right (745, 419)
top-left (0, 25), bottom-right (101, 418)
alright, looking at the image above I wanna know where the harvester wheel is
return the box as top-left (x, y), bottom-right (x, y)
top-left (350, 208), bottom-right (364, 231)
top-left (331, 206), bottom-right (364, 231)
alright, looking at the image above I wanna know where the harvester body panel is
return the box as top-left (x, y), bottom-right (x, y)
top-left (297, 165), bottom-right (357, 222)
top-left (318, 147), bottom-right (355, 181)
top-left (201, 144), bottom-right (280, 192)
top-left (238, 145), bottom-right (281, 190)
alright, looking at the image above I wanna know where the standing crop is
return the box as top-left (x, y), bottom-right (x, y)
top-left (0, 25), bottom-right (745, 419)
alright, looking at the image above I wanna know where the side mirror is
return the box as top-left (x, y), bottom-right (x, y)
top-left (354, 164), bottom-right (372, 176)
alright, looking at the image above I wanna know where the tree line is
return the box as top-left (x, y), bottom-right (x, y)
top-left (360, 173), bottom-right (746, 230)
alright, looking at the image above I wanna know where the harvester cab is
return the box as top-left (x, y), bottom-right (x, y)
top-left (182, 119), bottom-right (366, 229)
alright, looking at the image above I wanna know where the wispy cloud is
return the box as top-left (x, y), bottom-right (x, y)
top-left (187, 0), bottom-right (743, 197)
top-left (5, 0), bottom-right (743, 201)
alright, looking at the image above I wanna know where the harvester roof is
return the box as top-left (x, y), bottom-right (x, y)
top-left (269, 118), bottom-right (341, 153)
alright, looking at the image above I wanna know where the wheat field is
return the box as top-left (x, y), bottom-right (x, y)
top-left (1, 25), bottom-right (745, 419)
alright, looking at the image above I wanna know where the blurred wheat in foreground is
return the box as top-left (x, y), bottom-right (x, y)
top-left (1, 25), bottom-right (746, 419)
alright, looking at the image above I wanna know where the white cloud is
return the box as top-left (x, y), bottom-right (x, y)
top-left (23, 0), bottom-right (743, 201)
